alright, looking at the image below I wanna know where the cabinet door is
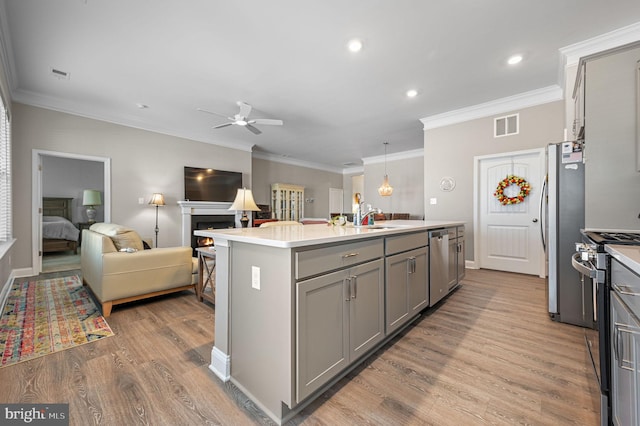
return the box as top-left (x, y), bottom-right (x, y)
top-left (348, 259), bottom-right (385, 362)
top-left (408, 246), bottom-right (428, 315)
top-left (296, 269), bottom-right (349, 402)
top-left (385, 252), bottom-right (410, 333)
top-left (457, 239), bottom-right (465, 282)
top-left (610, 293), bottom-right (637, 426)
top-left (447, 238), bottom-right (457, 290)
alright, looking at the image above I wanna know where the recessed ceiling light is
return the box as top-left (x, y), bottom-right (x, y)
top-left (406, 89), bottom-right (418, 98)
top-left (347, 39), bottom-right (363, 53)
top-left (508, 55), bottom-right (523, 65)
top-left (136, 103), bottom-right (149, 109)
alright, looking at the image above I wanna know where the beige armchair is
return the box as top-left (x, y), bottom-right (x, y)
top-left (81, 223), bottom-right (197, 316)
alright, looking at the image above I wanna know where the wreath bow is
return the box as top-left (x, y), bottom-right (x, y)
top-left (494, 175), bottom-right (531, 205)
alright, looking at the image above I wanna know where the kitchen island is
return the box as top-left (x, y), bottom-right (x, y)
top-left (195, 220), bottom-right (463, 424)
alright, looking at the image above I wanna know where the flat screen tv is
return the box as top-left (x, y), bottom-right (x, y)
top-left (184, 167), bottom-right (242, 202)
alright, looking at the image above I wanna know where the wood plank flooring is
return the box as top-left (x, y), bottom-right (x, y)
top-left (0, 268), bottom-right (600, 425)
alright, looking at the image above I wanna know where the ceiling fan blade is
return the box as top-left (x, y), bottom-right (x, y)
top-left (237, 102), bottom-right (252, 119)
top-left (197, 108), bottom-right (232, 120)
top-left (251, 119), bottom-right (283, 126)
top-left (213, 122), bottom-right (234, 129)
top-left (245, 124), bottom-right (262, 135)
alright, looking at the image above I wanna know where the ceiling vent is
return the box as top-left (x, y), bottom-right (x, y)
top-left (50, 67), bottom-right (70, 80)
top-left (494, 113), bottom-right (519, 137)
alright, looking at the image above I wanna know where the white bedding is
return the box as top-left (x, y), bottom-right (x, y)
top-left (42, 216), bottom-right (80, 241)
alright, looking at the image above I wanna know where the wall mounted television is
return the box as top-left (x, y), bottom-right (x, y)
top-left (184, 167), bottom-right (243, 202)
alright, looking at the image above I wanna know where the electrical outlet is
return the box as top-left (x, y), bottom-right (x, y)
top-left (138, 197), bottom-right (144, 204)
top-left (430, 198), bottom-right (437, 205)
top-left (252, 266), bottom-right (260, 290)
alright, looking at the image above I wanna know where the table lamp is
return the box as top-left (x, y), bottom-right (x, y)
top-left (229, 188), bottom-right (260, 228)
top-left (82, 189), bottom-right (102, 223)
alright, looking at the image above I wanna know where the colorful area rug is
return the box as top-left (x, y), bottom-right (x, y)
top-left (0, 275), bottom-right (113, 368)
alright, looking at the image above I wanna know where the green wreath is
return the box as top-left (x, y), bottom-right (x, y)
top-left (494, 175), bottom-right (531, 205)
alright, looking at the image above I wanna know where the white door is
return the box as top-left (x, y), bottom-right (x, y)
top-left (476, 148), bottom-right (545, 276)
top-left (329, 188), bottom-right (343, 216)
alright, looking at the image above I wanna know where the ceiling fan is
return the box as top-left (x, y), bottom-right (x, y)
top-left (197, 101), bottom-right (283, 135)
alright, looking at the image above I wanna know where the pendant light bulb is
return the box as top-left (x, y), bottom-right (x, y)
top-left (378, 142), bottom-right (393, 196)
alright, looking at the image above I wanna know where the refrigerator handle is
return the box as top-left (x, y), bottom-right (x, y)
top-left (539, 175), bottom-right (547, 252)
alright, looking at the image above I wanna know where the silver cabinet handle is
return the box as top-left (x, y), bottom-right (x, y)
top-left (351, 275), bottom-right (357, 299)
top-left (407, 256), bottom-right (416, 274)
top-left (612, 283), bottom-right (640, 296)
top-left (344, 277), bottom-right (351, 301)
top-left (342, 252), bottom-right (359, 259)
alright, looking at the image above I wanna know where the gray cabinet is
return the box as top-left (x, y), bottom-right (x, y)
top-left (385, 232), bottom-right (428, 334)
top-left (610, 292), bottom-right (639, 426)
top-left (447, 228), bottom-right (457, 290)
top-left (456, 226), bottom-right (465, 282)
top-left (296, 258), bottom-right (384, 403)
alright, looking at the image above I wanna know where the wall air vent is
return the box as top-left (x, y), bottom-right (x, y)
top-left (494, 113), bottom-right (519, 137)
top-left (50, 67), bottom-right (70, 80)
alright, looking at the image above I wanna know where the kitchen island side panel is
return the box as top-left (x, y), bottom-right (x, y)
top-left (229, 241), bottom-right (295, 418)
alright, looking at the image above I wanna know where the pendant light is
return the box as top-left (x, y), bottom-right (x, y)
top-left (378, 142), bottom-right (393, 196)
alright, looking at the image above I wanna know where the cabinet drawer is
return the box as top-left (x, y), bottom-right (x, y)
top-left (385, 231), bottom-right (428, 255)
top-left (457, 226), bottom-right (464, 239)
top-left (296, 239), bottom-right (383, 280)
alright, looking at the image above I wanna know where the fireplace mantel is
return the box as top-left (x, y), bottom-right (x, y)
top-left (178, 201), bottom-right (243, 247)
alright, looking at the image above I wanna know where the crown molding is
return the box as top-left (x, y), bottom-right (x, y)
top-left (12, 89), bottom-right (256, 153)
top-left (420, 85), bottom-right (562, 131)
top-left (362, 148), bottom-right (424, 165)
top-left (251, 151), bottom-right (345, 174)
top-left (560, 21), bottom-right (640, 68)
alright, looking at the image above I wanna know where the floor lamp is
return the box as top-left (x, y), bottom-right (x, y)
top-left (149, 193), bottom-right (165, 247)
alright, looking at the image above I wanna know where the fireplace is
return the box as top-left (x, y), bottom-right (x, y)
top-left (178, 201), bottom-right (241, 255)
top-left (191, 214), bottom-right (235, 254)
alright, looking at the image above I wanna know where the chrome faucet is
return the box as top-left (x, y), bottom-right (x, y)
top-left (354, 202), bottom-right (381, 227)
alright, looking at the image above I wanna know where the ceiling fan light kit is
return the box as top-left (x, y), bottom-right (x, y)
top-left (198, 101), bottom-right (283, 135)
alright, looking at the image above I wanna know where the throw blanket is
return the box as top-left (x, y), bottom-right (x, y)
top-left (42, 216), bottom-right (80, 241)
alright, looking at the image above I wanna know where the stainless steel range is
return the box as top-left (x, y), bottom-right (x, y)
top-left (574, 229), bottom-right (640, 426)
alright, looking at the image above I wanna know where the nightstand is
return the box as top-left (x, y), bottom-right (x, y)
top-left (76, 222), bottom-right (93, 246)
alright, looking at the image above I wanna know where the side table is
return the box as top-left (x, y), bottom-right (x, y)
top-left (196, 246), bottom-right (216, 305)
top-left (76, 222), bottom-right (93, 246)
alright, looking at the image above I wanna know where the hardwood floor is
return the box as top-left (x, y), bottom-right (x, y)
top-left (0, 269), bottom-right (599, 425)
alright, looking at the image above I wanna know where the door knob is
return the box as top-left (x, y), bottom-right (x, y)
top-left (532, 218), bottom-right (538, 223)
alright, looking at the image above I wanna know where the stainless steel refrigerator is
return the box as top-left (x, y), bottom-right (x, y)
top-left (545, 141), bottom-right (593, 328)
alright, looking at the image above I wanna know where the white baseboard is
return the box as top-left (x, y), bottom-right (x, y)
top-left (465, 260), bottom-right (478, 269)
top-left (12, 267), bottom-right (36, 278)
top-left (209, 346), bottom-right (230, 382)
top-left (0, 272), bottom-right (15, 314)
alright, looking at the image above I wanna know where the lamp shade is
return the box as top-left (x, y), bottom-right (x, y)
top-left (82, 189), bottom-right (102, 206)
top-left (229, 188), bottom-right (260, 211)
top-left (149, 193), bottom-right (166, 206)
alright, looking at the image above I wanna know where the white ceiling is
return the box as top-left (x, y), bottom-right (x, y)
top-left (2, 1), bottom-right (640, 171)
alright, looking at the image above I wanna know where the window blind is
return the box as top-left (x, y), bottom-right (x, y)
top-left (0, 96), bottom-right (11, 241)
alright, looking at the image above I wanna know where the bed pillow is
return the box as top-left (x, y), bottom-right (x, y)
top-left (89, 223), bottom-right (145, 251)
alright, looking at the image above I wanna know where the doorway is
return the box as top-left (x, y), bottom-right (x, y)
top-left (474, 148), bottom-right (545, 277)
top-left (32, 150), bottom-right (111, 275)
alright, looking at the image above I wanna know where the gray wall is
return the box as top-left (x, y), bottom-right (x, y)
top-left (584, 45), bottom-right (640, 229)
top-left (251, 157), bottom-right (343, 218)
top-left (12, 102), bottom-right (252, 270)
top-left (424, 101), bottom-right (565, 260)
top-left (42, 156), bottom-right (105, 223)
top-left (363, 155), bottom-right (424, 219)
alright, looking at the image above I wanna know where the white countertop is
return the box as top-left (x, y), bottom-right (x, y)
top-left (194, 220), bottom-right (464, 248)
top-left (606, 244), bottom-right (640, 276)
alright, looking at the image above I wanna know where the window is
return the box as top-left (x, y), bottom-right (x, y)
top-left (0, 94), bottom-right (11, 242)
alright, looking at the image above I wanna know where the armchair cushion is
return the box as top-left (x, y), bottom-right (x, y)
top-left (89, 223), bottom-right (144, 251)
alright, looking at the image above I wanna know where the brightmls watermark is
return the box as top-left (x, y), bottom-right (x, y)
top-left (0, 404), bottom-right (68, 425)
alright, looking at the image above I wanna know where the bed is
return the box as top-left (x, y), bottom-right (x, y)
top-left (42, 197), bottom-right (80, 254)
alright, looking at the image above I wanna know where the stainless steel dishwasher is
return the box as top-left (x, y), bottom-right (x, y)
top-left (429, 228), bottom-right (449, 306)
